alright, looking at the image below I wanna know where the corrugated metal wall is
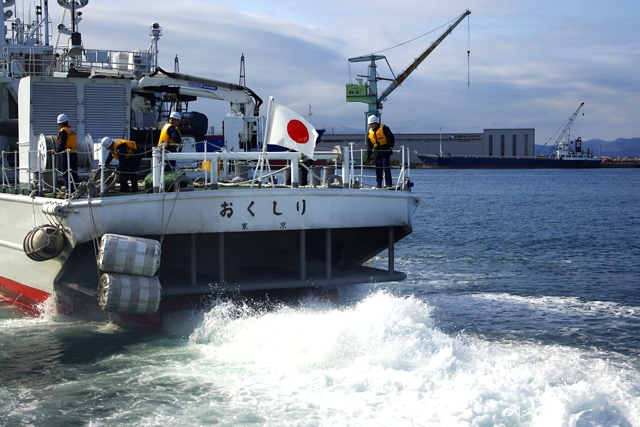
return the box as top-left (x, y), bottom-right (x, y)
top-left (31, 79), bottom-right (130, 141)
top-left (84, 83), bottom-right (129, 140)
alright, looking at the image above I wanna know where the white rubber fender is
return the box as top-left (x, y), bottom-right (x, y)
top-left (98, 273), bottom-right (161, 314)
top-left (98, 234), bottom-right (161, 276)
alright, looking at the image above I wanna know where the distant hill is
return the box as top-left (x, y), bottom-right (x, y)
top-left (536, 138), bottom-right (640, 158)
top-left (583, 138), bottom-right (640, 158)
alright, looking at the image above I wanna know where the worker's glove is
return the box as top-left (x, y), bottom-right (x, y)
top-left (363, 151), bottom-right (372, 164)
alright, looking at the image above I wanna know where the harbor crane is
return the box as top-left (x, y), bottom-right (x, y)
top-left (539, 102), bottom-right (586, 157)
top-left (555, 102), bottom-right (585, 147)
top-left (346, 10), bottom-right (471, 122)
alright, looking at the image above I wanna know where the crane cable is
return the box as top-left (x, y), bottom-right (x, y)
top-left (368, 12), bottom-right (472, 95)
top-left (371, 13), bottom-right (466, 55)
top-left (467, 14), bottom-right (471, 96)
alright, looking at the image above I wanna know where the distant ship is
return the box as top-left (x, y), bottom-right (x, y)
top-left (418, 102), bottom-right (601, 169)
top-left (417, 137), bottom-right (601, 169)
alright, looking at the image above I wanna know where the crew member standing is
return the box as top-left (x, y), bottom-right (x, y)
top-left (54, 113), bottom-right (79, 192)
top-left (157, 111), bottom-right (183, 172)
top-left (101, 137), bottom-right (142, 192)
top-left (365, 115), bottom-right (395, 188)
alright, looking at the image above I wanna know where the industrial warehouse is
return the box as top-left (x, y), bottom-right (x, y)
top-left (320, 128), bottom-right (536, 167)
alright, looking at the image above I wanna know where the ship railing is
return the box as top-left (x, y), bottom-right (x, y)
top-left (0, 150), bottom-right (19, 192)
top-left (57, 49), bottom-right (156, 78)
top-left (0, 49), bottom-right (59, 78)
top-left (350, 145), bottom-right (412, 190)
top-left (150, 144), bottom-right (412, 194)
top-left (151, 148), bottom-right (348, 194)
top-left (0, 48), bottom-right (156, 78)
top-left (2, 145), bottom-right (412, 197)
top-left (2, 148), bottom-right (77, 197)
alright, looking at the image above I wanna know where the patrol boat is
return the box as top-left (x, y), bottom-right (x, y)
top-left (0, 1), bottom-right (419, 324)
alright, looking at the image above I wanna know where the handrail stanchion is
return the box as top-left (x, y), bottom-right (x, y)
top-left (341, 145), bottom-right (350, 188)
top-left (348, 143), bottom-right (355, 187)
top-left (66, 149), bottom-right (74, 192)
top-left (151, 147), bottom-right (163, 193)
top-left (405, 146), bottom-right (411, 182)
top-left (15, 150), bottom-right (18, 191)
top-left (212, 153), bottom-right (219, 190)
top-left (52, 150), bottom-right (57, 197)
top-left (98, 143), bottom-right (105, 197)
top-left (37, 147), bottom-right (42, 195)
top-left (203, 140), bottom-right (209, 189)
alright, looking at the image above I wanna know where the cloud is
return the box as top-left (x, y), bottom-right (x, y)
top-left (45, 0), bottom-right (639, 141)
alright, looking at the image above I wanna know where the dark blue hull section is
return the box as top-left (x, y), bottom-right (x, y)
top-left (417, 155), bottom-right (601, 169)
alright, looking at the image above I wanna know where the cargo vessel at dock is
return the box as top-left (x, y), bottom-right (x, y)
top-left (418, 103), bottom-right (601, 169)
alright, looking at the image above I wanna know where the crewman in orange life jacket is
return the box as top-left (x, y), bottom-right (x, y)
top-left (102, 137), bottom-right (142, 193)
top-left (158, 111), bottom-right (183, 172)
top-left (365, 115), bottom-right (395, 188)
top-left (53, 113), bottom-right (79, 193)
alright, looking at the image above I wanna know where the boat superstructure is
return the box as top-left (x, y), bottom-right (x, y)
top-left (0, 1), bottom-right (419, 322)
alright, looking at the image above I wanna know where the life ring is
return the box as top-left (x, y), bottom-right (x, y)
top-left (326, 174), bottom-right (343, 188)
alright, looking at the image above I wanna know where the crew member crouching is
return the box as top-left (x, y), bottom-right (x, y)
top-left (101, 137), bottom-right (142, 193)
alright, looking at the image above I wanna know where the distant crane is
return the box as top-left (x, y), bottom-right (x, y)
top-left (539, 102), bottom-right (586, 156)
top-left (555, 102), bottom-right (585, 147)
top-left (346, 10), bottom-right (471, 122)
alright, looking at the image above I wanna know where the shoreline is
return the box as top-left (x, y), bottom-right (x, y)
top-left (600, 160), bottom-right (640, 168)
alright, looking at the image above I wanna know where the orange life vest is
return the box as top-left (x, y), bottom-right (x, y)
top-left (368, 124), bottom-right (390, 148)
top-left (57, 126), bottom-right (78, 152)
top-left (112, 139), bottom-right (138, 160)
top-left (158, 123), bottom-right (182, 149)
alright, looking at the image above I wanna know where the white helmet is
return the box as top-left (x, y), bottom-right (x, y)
top-left (57, 113), bottom-right (69, 124)
top-left (101, 137), bottom-right (113, 149)
top-left (169, 111), bottom-right (182, 121)
top-left (367, 115), bottom-right (379, 124)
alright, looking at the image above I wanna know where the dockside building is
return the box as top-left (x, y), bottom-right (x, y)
top-left (320, 128), bottom-right (535, 166)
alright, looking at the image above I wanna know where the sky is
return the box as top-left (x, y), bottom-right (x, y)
top-left (42, 0), bottom-right (640, 144)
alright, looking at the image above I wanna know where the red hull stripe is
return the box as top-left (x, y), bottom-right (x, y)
top-left (0, 276), bottom-right (51, 309)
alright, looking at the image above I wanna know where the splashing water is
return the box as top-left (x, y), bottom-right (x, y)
top-left (1, 291), bottom-right (639, 425)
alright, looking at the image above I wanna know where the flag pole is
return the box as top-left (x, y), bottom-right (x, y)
top-left (262, 96), bottom-right (275, 151)
top-left (253, 96), bottom-right (275, 187)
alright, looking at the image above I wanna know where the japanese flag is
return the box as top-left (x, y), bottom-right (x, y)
top-left (266, 97), bottom-right (318, 159)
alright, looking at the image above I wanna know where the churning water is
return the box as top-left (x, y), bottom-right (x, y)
top-left (1, 168), bottom-right (639, 426)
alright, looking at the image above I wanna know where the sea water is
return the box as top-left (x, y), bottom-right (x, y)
top-left (1, 168), bottom-right (639, 426)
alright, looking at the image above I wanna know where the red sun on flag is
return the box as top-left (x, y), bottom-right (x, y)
top-left (287, 120), bottom-right (310, 144)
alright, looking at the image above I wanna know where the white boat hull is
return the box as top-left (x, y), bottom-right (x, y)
top-left (0, 188), bottom-right (419, 312)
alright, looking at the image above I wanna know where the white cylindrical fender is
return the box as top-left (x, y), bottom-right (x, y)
top-left (98, 234), bottom-right (161, 276)
top-left (98, 273), bottom-right (162, 314)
